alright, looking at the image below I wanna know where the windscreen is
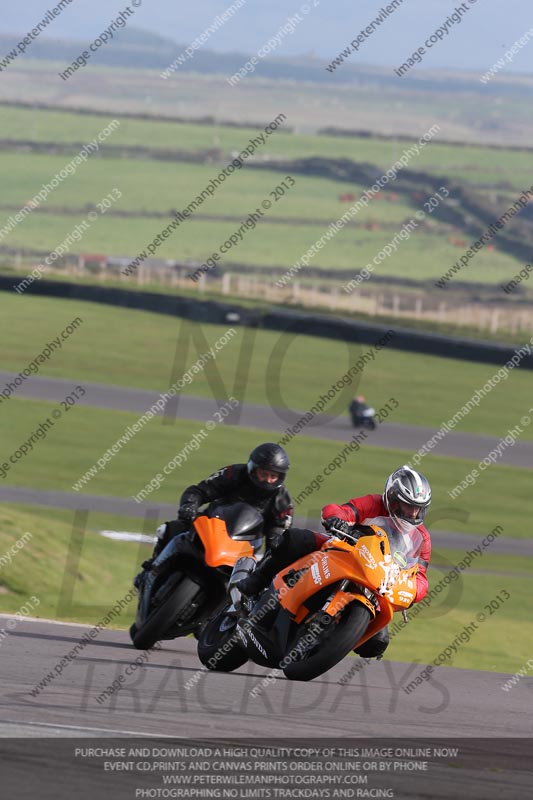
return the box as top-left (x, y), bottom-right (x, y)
top-left (207, 501), bottom-right (264, 539)
top-left (362, 516), bottom-right (423, 568)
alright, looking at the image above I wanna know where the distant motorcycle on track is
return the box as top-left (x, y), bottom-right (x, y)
top-left (349, 396), bottom-right (377, 430)
top-left (350, 406), bottom-right (377, 430)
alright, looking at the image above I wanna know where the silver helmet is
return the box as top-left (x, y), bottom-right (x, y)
top-left (383, 465), bottom-right (432, 530)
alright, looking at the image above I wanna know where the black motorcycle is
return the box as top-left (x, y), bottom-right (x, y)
top-left (350, 404), bottom-right (377, 430)
top-left (130, 502), bottom-right (264, 650)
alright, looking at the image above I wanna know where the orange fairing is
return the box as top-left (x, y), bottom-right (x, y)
top-left (272, 526), bottom-right (418, 651)
top-left (273, 545), bottom-right (373, 620)
top-left (194, 515), bottom-right (253, 567)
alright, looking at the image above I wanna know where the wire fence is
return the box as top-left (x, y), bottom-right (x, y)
top-left (2, 250), bottom-right (532, 335)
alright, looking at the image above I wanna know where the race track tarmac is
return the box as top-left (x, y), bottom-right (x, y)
top-left (0, 617), bottom-right (531, 798)
top-left (1, 616), bottom-right (530, 739)
top-left (3, 370), bottom-right (533, 467)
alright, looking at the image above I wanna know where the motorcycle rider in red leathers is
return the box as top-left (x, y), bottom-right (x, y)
top-left (237, 465), bottom-right (432, 659)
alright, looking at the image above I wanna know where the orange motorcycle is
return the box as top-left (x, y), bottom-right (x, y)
top-left (197, 516), bottom-right (423, 680)
top-left (130, 502), bottom-right (263, 650)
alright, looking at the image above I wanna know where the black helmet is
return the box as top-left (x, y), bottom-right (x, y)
top-left (247, 443), bottom-right (290, 493)
top-left (383, 465), bottom-right (431, 532)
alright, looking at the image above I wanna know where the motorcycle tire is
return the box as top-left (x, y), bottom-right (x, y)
top-left (282, 602), bottom-right (372, 682)
top-left (132, 575), bottom-right (204, 651)
top-left (197, 608), bottom-right (248, 672)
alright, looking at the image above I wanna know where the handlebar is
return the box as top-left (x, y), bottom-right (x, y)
top-left (328, 523), bottom-right (377, 543)
top-left (329, 527), bottom-right (361, 544)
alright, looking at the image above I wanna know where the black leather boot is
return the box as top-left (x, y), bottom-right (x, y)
top-left (133, 523), bottom-right (171, 589)
top-left (236, 552), bottom-right (278, 598)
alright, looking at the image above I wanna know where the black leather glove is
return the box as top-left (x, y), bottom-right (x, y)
top-left (177, 501), bottom-right (199, 522)
top-left (322, 516), bottom-right (355, 537)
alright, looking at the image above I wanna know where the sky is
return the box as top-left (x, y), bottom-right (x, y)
top-left (3, 0), bottom-right (533, 76)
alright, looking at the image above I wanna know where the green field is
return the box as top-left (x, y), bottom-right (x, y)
top-left (6, 153), bottom-right (421, 222)
top-left (3, 94), bottom-right (533, 188)
top-left (0, 504), bottom-right (138, 624)
top-left (1, 102), bottom-right (531, 290)
top-left (390, 567), bottom-right (530, 673)
top-left (2, 295), bottom-right (532, 439)
top-left (1, 214), bottom-right (521, 286)
top-left (1, 393), bottom-right (531, 539)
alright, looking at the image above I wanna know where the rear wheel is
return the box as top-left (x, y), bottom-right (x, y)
top-left (132, 576), bottom-right (204, 650)
top-left (197, 608), bottom-right (247, 672)
top-left (282, 602), bottom-right (372, 682)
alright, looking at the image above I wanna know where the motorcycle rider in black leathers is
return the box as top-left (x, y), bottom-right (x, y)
top-left (349, 395), bottom-right (368, 424)
top-left (134, 443), bottom-right (293, 587)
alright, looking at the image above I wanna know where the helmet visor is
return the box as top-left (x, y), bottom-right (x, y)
top-left (390, 499), bottom-right (427, 526)
top-left (248, 463), bottom-right (286, 491)
top-left (254, 467), bottom-right (282, 485)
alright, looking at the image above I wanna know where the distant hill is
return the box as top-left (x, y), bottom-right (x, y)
top-left (4, 0), bottom-right (533, 74)
top-left (0, 27), bottom-right (529, 98)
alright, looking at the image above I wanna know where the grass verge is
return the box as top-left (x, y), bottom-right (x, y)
top-left (1, 396), bottom-right (531, 539)
top-left (1, 294), bottom-right (533, 439)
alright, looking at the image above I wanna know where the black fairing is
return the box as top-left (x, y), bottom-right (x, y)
top-left (206, 501), bottom-right (264, 542)
top-left (237, 614), bottom-right (286, 669)
top-left (353, 525), bottom-right (378, 538)
top-left (137, 533), bottom-right (227, 626)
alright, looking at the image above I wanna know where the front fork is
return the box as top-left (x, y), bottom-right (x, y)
top-left (327, 581), bottom-right (410, 626)
top-left (322, 579), bottom-right (377, 620)
top-left (321, 579), bottom-right (349, 612)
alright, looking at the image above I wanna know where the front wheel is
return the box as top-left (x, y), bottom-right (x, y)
top-left (132, 575), bottom-right (204, 650)
top-left (197, 608), bottom-right (247, 672)
top-left (282, 602), bottom-right (372, 682)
